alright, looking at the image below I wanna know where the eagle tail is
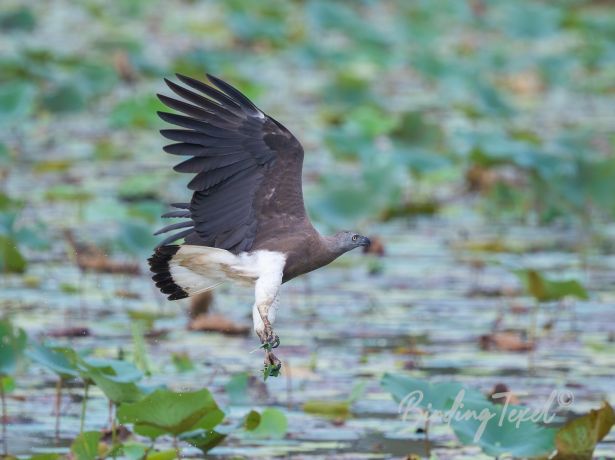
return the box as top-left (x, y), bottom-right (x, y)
top-left (149, 245), bottom-right (242, 301)
top-left (148, 245), bottom-right (190, 300)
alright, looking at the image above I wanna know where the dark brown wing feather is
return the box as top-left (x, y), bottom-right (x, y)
top-left (155, 74), bottom-right (306, 253)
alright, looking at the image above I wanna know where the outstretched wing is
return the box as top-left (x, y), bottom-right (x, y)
top-left (155, 74), bottom-right (306, 253)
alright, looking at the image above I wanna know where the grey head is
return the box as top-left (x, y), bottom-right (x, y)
top-left (324, 231), bottom-right (371, 256)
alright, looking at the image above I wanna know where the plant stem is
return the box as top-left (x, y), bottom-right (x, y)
top-left (424, 410), bottom-right (431, 457)
top-left (173, 436), bottom-right (180, 459)
top-left (528, 300), bottom-right (538, 375)
top-left (55, 378), bottom-right (63, 443)
top-left (1, 380), bottom-right (7, 456)
top-left (80, 381), bottom-right (89, 434)
top-left (111, 404), bottom-right (117, 460)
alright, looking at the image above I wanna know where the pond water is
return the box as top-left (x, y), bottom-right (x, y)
top-left (3, 214), bottom-right (615, 459)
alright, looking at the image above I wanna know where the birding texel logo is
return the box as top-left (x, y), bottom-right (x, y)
top-left (397, 389), bottom-right (574, 442)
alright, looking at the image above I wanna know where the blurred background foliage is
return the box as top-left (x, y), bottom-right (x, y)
top-left (1, 0), bottom-right (614, 265)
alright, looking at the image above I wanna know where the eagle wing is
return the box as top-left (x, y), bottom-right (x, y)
top-left (155, 74), bottom-right (306, 254)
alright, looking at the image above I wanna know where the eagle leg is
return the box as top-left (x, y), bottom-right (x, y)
top-left (253, 292), bottom-right (281, 349)
top-left (255, 314), bottom-right (280, 349)
top-left (252, 273), bottom-right (282, 377)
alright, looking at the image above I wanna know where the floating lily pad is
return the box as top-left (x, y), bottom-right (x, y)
top-left (117, 388), bottom-right (225, 439)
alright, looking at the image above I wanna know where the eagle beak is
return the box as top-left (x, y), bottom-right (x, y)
top-left (360, 236), bottom-right (371, 248)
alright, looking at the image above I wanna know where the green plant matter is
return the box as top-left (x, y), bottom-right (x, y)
top-left (0, 320), bottom-right (27, 455)
top-left (381, 373), bottom-right (557, 458)
top-left (554, 402), bottom-right (615, 459)
top-left (302, 381), bottom-right (366, 419)
top-left (27, 344), bottom-right (80, 440)
top-left (117, 388), bottom-right (224, 439)
top-left (517, 269), bottom-right (589, 302)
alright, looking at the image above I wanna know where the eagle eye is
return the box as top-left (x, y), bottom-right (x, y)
top-left (352, 235), bottom-right (358, 241)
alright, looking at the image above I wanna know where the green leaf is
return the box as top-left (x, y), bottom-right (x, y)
top-left (302, 400), bottom-right (351, 419)
top-left (245, 408), bottom-right (287, 439)
top-left (171, 352), bottom-right (194, 373)
top-left (109, 94), bottom-right (165, 129)
top-left (121, 442), bottom-right (149, 460)
top-left (0, 319), bottom-right (27, 375)
top-left (70, 431), bottom-right (102, 460)
top-left (243, 410), bottom-right (261, 431)
top-left (146, 450), bottom-right (177, 460)
top-left (0, 235), bottom-right (27, 273)
top-left (179, 429), bottom-right (226, 454)
top-left (114, 221), bottom-right (158, 256)
top-left (0, 82), bottom-right (35, 126)
top-left (26, 343), bottom-right (80, 379)
top-left (517, 269), bottom-right (589, 302)
top-left (554, 402), bottom-right (615, 459)
top-left (0, 6), bottom-right (36, 31)
top-left (44, 184), bottom-right (92, 203)
top-left (348, 106), bottom-right (398, 138)
top-left (391, 111), bottom-right (443, 147)
top-left (348, 380), bottom-right (367, 403)
top-left (126, 309), bottom-right (172, 330)
top-left (0, 375), bottom-right (15, 393)
top-left (117, 388), bottom-right (224, 438)
top-left (118, 173), bottom-right (166, 201)
top-left (42, 84), bottom-right (86, 113)
top-left (225, 372), bottom-right (249, 405)
top-left (131, 321), bottom-right (152, 375)
top-left (449, 396), bottom-right (557, 458)
top-left (381, 372), bottom-right (481, 412)
top-left (82, 358), bottom-right (143, 382)
top-left (26, 454), bottom-right (62, 460)
top-left (78, 357), bottom-right (144, 404)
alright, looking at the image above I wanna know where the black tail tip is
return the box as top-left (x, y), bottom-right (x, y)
top-left (148, 245), bottom-right (188, 301)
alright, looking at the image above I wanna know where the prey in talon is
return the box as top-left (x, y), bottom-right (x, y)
top-left (147, 73), bottom-right (370, 378)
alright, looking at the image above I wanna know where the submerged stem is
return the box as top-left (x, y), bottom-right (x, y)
top-left (528, 300), bottom-right (539, 374)
top-left (173, 436), bottom-right (180, 459)
top-left (55, 378), bottom-right (63, 443)
top-left (79, 381), bottom-right (89, 434)
top-left (111, 404), bottom-right (117, 460)
top-left (1, 381), bottom-right (7, 456)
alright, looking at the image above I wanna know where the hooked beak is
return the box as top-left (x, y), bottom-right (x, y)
top-left (359, 236), bottom-right (371, 248)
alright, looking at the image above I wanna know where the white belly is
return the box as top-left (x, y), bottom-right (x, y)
top-left (169, 245), bottom-right (286, 296)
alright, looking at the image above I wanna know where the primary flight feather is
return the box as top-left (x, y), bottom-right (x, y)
top-left (149, 74), bottom-right (370, 375)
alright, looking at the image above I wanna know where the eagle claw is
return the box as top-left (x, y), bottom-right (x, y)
top-left (263, 351), bottom-right (282, 380)
top-left (268, 335), bottom-right (280, 349)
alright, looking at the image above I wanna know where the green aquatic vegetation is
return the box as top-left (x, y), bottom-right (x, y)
top-left (302, 380), bottom-right (366, 419)
top-left (170, 352), bottom-right (194, 373)
top-left (109, 94), bottom-right (166, 129)
top-left (517, 269), bottom-right (589, 303)
top-left (71, 431), bottom-right (103, 460)
top-left (0, 6), bottom-right (36, 31)
top-left (554, 402), bottom-right (615, 459)
top-left (0, 319), bottom-right (27, 376)
top-left (224, 372), bottom-right (249, 405)
top-left (0, 319), bottom-right (27, 455)
top-left (244, 408), bottom-right (288, 440)
top-left (0, 235), bottom-right (26, 273)
top-left (0, 81), bottom-right (35, 126)
top-left (381, 373), bottom-right (557, 458)
top-left (117, 387), bottom-right (224, 439)
top-left (78, 358), bottom-right (145, 405)
top-left (27, 344), bottom-right (80, 439)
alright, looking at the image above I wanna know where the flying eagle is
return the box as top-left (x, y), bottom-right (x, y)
top-left (148, 74), bottom-right (370, 376)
